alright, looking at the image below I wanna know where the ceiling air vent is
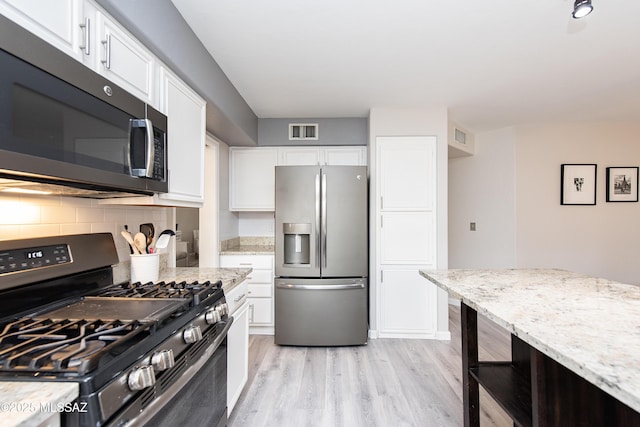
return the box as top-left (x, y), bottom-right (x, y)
top-left (454, 127), bottom-right (467, 145)
top-left (289, 123), bottom-right (318, 141)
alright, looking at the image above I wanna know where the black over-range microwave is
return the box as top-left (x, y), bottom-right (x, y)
top-left (0, 14), bottom-right (167, 197)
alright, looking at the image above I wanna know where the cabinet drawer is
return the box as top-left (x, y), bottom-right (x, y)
top-left (245, 269), bottom-right (272, 284)
top-left (248, 283), bottom-right (272, 298)
top-left (220, 255), bottom-right (273, 269)
top-left (225, 280), bottom-right (249, 315)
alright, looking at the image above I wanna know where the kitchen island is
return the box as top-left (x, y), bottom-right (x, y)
top-left (420, 268), bottom-right (640, 427)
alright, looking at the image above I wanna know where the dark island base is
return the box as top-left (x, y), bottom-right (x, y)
top-left (461, 303), bottom-right (639, 427)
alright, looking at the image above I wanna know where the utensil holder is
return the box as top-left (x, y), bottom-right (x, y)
top-left (130, 253), bottom-right (160, 283)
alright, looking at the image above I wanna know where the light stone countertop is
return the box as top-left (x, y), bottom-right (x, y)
top-left (419, 268), bottom-right (640, 414)
top-left (0, 382), bottom-right (78, 427)
top-left (158, 267), bottom-right (252, 293)
top-left (219, 236), bottom-right (274, 256)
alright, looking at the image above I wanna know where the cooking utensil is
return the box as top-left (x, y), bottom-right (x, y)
top-left (152, 229), bottom-right (175, 251)
top-left (121, 231), bottom-right (141, 255)
top-left (133, 232), bottom-right (148, 254)
top-left (140, 223), bottom-right (155, 252)
top-left (154, 233), bottom-right (171, 250)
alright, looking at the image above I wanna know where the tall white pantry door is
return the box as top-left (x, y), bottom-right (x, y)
top-left (376, 136), bottom-right (437, 338)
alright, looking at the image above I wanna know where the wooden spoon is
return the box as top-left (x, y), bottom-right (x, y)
top-left (133, 232), bottom-right (148, 254)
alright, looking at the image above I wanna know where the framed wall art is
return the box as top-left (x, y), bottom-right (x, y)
top-left (606, 167), bottom-right (639, 202)
top-left (561, 164), bottom-right (597, 205)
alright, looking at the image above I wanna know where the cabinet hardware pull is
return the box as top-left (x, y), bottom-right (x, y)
top-left (79, 18), bottom-right (91, 55)
top-left (101, 34), bottom-right (111, 69)
top-left (233, 293), bottom-right (246, 302)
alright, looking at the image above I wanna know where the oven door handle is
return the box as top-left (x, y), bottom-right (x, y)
top-left (123, 317), bottom-right (234, 427)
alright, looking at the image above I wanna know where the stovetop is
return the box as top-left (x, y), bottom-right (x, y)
top-left (0, 279), bottom-right (224, 377)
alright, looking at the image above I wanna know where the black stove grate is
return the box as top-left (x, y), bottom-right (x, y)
top-left (95, 280), bottom-right (223, 307)
top-left (0, 317), bottom-right (147, 375)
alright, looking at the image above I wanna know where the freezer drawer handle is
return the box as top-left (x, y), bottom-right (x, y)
top-left (276, 283), bottom-right (365, 291)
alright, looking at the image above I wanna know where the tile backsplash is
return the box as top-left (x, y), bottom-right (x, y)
top-left (0, 194), bottom-right (172, 271)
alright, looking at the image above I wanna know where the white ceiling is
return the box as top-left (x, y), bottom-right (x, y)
top-left (171, 0), bottom-right (640, 132)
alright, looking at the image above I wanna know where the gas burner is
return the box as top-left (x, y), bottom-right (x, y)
top-left (96, 280), bottom-right (222, 307)
top-left (0, 318), bottom-right (144, 375)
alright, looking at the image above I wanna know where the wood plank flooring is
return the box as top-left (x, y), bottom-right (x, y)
top-left (228, 305), bottom-right (513, 427)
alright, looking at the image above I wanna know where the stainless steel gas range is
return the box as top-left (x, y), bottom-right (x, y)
top-left (0, 233), bottom-right (231, 427)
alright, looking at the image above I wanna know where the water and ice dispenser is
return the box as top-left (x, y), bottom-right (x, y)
top-left (283, 223), bottom-right (311, 265)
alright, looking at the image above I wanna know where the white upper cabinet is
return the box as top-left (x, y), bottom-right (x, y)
top-left (0, 0), bottom-right (84, 61)
top-left (278, 147), bottom-right (322, 166)
top-left (379, 139), bottom-right (434, 211)
top-left (323, 147), bottom-right (367, 165)
top-left (278, 146), bottom-right (367, 166)
top-left (230, 146), bottom-right (367, 211)
top-left (94, 11), bottom-right (155, 105)
top-left (157, 66), bottom-right (206, 204)
top-left (229, 148), bottom-right (278, 211)
top-left (1, 1), bottom-right (156, 106)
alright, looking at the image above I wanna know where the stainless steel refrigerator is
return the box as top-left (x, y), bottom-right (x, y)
top-left (274, 165), bottom-right (368, 346)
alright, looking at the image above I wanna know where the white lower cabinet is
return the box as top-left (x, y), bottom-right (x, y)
top-left (226, 280), bottom-right (249, 415)
top-left (379, 268), bottom-right (437, 337)
top-left (220, 254), bottom-right (274, 335)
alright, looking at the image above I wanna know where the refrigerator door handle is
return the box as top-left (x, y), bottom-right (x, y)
top-left (276, 283), bottom-right (365, 291)
top-left (321, 172), bottom-right (327, 268)
top-left (315, 173), bottom-right (321, 268)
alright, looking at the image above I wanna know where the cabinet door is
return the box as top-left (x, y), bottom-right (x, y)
top-left (324, 147), bottom-right (367, 165)
top-left (0, 0), bottom-right (83, 61)
top-left (380, 212), bottom-right (435, 266)
top-left (378, 137), bottom-right (435, 211)
top-left (95, 11), bottom-right (155, 103)
top-left (379, 268), bottom-right (436, 336)
top-left (278, 147), bottom-right (321, 165)
top-left (158, 67), bottom-right (206, 203)
top-left (227, 301), bottom-right (249, 414)
top-left (248, 298), bottom-right (273, 325)
top-left (229, 148), bottom-right (278, 211)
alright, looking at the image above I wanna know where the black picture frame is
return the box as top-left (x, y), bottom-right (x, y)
top-left (606, 167), bottom-right (639, 202)
top-left (561, 164), bottom-right (597, 205)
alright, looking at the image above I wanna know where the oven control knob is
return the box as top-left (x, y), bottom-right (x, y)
top-left (128, 365), bottom-right (156, 391)
top-left (151, 349), bottom-right (175, 372)
top-left (183, 325), bottom-right (203, 343)
top-left (205, 308), bottom-right (221, 324)
top-left (219, 303), bottom-right (229, 316)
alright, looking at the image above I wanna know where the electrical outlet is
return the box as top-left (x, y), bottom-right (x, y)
top-left (470, 222), bottom-right (476, 231)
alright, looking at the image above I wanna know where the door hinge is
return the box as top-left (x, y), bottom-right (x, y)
top-left (380, 270), bottom-right (384, 282)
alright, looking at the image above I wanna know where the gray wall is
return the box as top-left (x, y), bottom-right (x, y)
top-left (258, 118), bottom-right (367, 146)
top-left (96, 0), bottom-right (258, 146)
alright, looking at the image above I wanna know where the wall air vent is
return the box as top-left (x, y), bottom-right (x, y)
top-left (289, 123), bottom-right (319, 141)
top-left (454, 127), bottom-right (467, 145)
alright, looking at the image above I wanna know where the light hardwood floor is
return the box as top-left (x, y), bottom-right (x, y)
top-left (229, 305), bottom-right (513, 427)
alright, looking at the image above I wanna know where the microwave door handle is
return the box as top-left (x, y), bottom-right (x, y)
top-left (144, 120), bottom-right (154, 178)
top-left (129, 119), bottom-right (154, 178)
